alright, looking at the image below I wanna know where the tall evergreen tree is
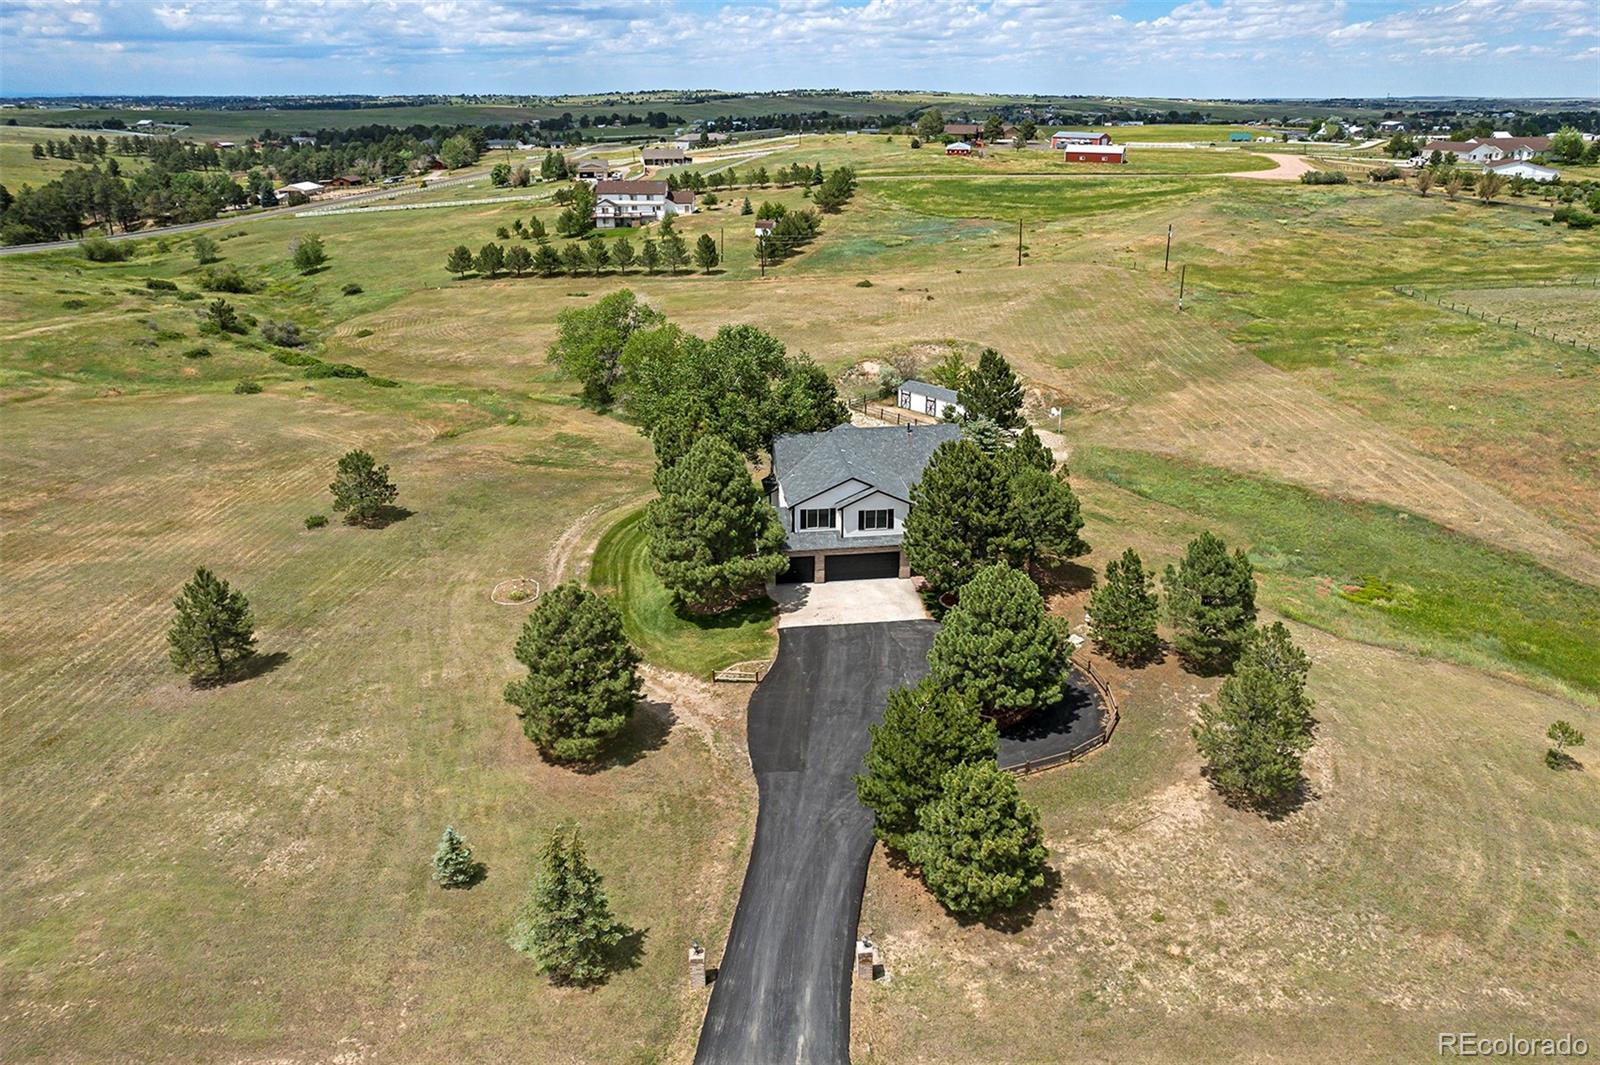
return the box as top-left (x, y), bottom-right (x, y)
top-left (1193, 622), bottom-right (1315, 808)
top-left (505, 243), bottom-right (533, 277)
top-left (561, 241), bottom-right (587, 277)
top-left (645, 435), bottom-right (787, 613)
top-left (902, 439), bottom-right (1018, 603)
top-left (857, 679), bottom-right (997, 854)
top-left (329, 448), bottom-right (399, 527)
top-left (639, 236), bottom-right (660, 274)
top-left (167, 567), bottom-right (257, 684)
top-left (1008, 426), bottom-right (1054, 473)
top-left (1164, 531), bottom-right (1257, 670)
top-left (660, 227), bottom-right (689, 273)
top-left (533, 242), bottom-right (563, 276)
top-left (1087, 548), bottom-right (1161, 663)
top-left (511, 826), bottom-right (627, 985)
top-left (694, 233), bottom-right (719, 272)
top-left (431, 826), bottom-right (482, 888)
top-left (612, 235), bottom-right (636, 273)
top-left (958, 347), bottom-right (1025, 429)
top-left (547, 289), bottom-right (663, 407)
top-left (1005, 465), bottom-right (1087, 575)
top-left (504, 583), bottom-right (641, 763)
top-left (929, 562), bottom-right (1065, 725)
top-left (907, 762), bottom-right (1048, 919)
top-left (446, 244), bottom-right (474, 277)
top-left (475, 242), bottom-right (505, 278)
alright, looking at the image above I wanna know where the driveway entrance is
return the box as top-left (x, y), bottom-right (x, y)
top-left (773, 577), bottom-right (929, 628)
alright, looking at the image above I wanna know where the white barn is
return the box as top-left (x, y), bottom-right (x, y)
top-left (896, 379), bottom-right (965, 420)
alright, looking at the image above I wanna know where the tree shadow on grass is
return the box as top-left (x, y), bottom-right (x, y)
top-left (606, 925), bottom-right (648, 977)
top-left (192, 649), bottom-right (290, 688)
top-left (1202, 767), bottom-right (1321, 822)
top-left (1545, 750), bottom-right (1584, 772)
top-left (573, 699), bottom-right (675, 775)
top-left (1036, 559), bottom-right (1096, 596)
top-left (354, 505), bottom-right (415, 530)
top-left (674, 594), bottom-right (775, 632)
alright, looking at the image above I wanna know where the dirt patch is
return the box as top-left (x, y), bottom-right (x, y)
top-left (1226, 153), bottom-right (1319, 181)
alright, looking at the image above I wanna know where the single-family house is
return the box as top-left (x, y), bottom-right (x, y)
top-left (642, 146), bottom-right (690, 167)
top-left (766, 423), bottom-right (962, 583)
top-left (1051, 130), bottom-right (1112, 149)
top-left (1485, 136), bottom-right (1552, 160)
top-left (591, 179), bottom-right (694, 228)
top-left (1424, 139), bottom-right (1504, 164)
top-left (324, 174), bottom-right (364, 188)
top-left (290, 136), bottom-right (316, 147)
top-left (1063, 144), bottom-right (1126, 164)
top-left (945, 141), bottom-right (974, 156)
top-left (943, 122), bottom-right (983, 141)
top-left (897, 379), bottom-right (965, 420)
top-left (1487, 159), bottom-right (1559, 182)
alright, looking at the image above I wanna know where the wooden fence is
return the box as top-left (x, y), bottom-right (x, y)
top-left (848, 396), bottom-right (938, 426)
top-left (1006, 656), bottom-right (1121, 776)
top-left (712, 661), bottom-right (771, 683)
top-left (1391, 283), bottom-right (1599, 355)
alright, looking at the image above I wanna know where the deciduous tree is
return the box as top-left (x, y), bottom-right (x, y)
top-left (503, 582), bottom-right (640, 762)
top-left (291, 233), bottom-right (327, 273)
top-left (548, 289), bottom-right (662, 407)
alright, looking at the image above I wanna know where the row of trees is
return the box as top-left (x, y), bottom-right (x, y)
top-left (446, 223), bottom-right (714, 281)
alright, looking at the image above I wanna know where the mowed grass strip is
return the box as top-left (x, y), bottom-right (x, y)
top-left (1076, 447), bottom-right (1600, 698)
top-left (590, 507), bottom-right (777, 677)
top-left (870, 174), bottom-right (1210, 221)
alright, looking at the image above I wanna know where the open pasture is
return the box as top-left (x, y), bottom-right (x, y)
top-left (0, 124), bottom-right (147, 188)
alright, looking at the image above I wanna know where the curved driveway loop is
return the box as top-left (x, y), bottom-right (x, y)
top-left (695, 620), bottom-right (937, 1065)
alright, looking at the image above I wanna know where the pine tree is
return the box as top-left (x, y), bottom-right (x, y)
top-left (639, 235), bottom-right (660, 274)
top-left (902, 439), bottom-right (1017, 603)
top-left (167, 567), bottom-right (257, 684)
top-left (527, 216), bottom-right (547, 239)
top-left (446, 244), bottom-right (474, 277)
top-left (645, 435), bottom-right (787, 613)
top-left (533, 242), bottom-right (563, 276)
top-left (504, 583), bottom-right (641, 763)
top-left (1088, 548), bottom-right (1161, 663)
top-left (511, 826), bottom-right (627, 985)
top-left (505, 243), bottom-right (533, 277)
top-left (856, 679), bottom-right (997, 854)
top-left (1193, 622), bottom-right (1315, 808)
top-left (1545, 720), bottom-right (1585, 770)
top-left (291, 234), bottom-right (327, 273)
top-left (660, 228), bottom-right (689, 274)
top-left (740, 197), bottom-right (753, 215)
top-left (561, 241), bottom-right (587, 277)
top-left (1164, 531), bottom-right (1257, 670)
top-left (694, 233), bottom-right (719, 273)
top-left (432, 825), bottom-right (482, 888)
top-left (1006, 465), bottom-right (1087, 574)
top-left (907, 762), bottom-right (1048, 919)
top-left (612, 235), bottom-right (636, 273)
top-left (329, 448), bottom-right (399, 527)
top-left (929, 562), bottom-right (1065, 725)
top-left (583, 237), bottom-right (610, 276)
top-left (475, 242), bottom-right (505, 278)
top-left (1008, 426), bottom-right (1053, 473)
top-left (958, 347), bottom-right (1025, 429)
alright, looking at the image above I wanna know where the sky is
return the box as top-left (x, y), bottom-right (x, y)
top-left (1, 0), bottom-right (1597, 100)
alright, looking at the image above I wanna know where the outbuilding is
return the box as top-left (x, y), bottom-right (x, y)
top-left (896, 379), bottom-right (965, 420)
top-left (1050, 130), bottom-right (1112, 148)
top-left (1063, 144), bottom-right (1126, 164)
top-left (1487, 160), bottom-right (1559, 182)
top-left (945, 141), bottom-right (974, 156)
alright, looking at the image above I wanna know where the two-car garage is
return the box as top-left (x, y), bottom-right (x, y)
top-left (777, 550), bottom-right (902, 584)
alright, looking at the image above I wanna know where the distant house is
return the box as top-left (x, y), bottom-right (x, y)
top-left (324, 174), bottom-right (364, 188)
top-left (1378, 120), bottom-right (1407, 132)
top-left (945, 141), bottom-right (974, 156)
top-left (289, 136), bottom-right (316, 147)
top-left (275, 180), bottom-right (324, 198)
top-left (766, 423), bottom-right (963, 583)
top-left (1063, 144), bottom-right (1126, 164)
top-left (1488, 159), bottom-right (1559, 182)
top-left (1424, 139), bottom-right (1503, 164)
top-left (897, 379), bottom-right (965, 420)
top-left (1485, 136), bottom-right (1552, 160)
top-left (591, 179), bottom-right (694, 228)
top-left (576, 159), bottom-right (623, 182)
top-left (642, 146), bottom-right (690, 167)
top-left (1228, 132), bottom-right (1253, 142)
top-left (943, 122), bottom-right (983, 141)
top-left (485, 139), bottom-right (519, 150)
top-left (1051, 130), bottom-right (1112, 148)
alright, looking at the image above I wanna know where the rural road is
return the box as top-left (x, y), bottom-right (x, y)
top-left (695, 619), bottom-right (937, 1065)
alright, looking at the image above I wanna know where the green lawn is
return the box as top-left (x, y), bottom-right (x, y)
top-left (1075, 446), bottom-right (1600, 699)
top-left (589, 507), bottom-right (777, 677)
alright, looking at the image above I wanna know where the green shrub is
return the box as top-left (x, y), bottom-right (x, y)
top-left (182, 346), bottom-right (212, 359)
top-left (260, 319), bottom-right (306, 348)
top-left (61, 298), bottom-right (87, 309)
top-left (354, 327), bottom-right (374, 338)
top-left (153, 329), bottom-right (184, 342)
top-left (176, 290), bottom-right (202, 302)
top-left (366, 376), bottom-right (401, 388)
top-left (856, 279), bottom-right (873, 287)
top-left (199, 264), bottom-right (256, 293)
top-left (304, 362), bottom-right (368, 379)
top-left (341, 282), bottom-right (363, 296)
top-left (270, 350), bottom-right (321, 367)
top-left (145, 277), bottom-right (178, 291)
top-left (80, 236), bottom-right (131, 262)
top-left (1299, 170), bottom-right (1350, 185)
top-left (233, 379), bottom-right (262, 394)
top-left (304, 513), bottom-right (329, 529)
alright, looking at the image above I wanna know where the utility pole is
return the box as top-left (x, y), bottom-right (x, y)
top-left (759, 236), bottom-right (766, 278)
top-left (720, 226), bottom-right (724, 261)
top-left (1164, 224), bottom-right (1172, 271)
top-left (1017, 219), bottom-right (1023, 266)
top-left (1177, 264), bottom-right (1186, 311)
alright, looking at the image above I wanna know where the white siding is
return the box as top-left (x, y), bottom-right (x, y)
top-left (897, 385), bottom-right (964, 420)
top-left (840, 491), bottom-right (906, 539)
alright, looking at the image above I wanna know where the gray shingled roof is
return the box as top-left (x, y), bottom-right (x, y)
top-left (784, 529), bottom-right (904, 552)
top-left (900, 378), bottom-right (960, 404)
top-left (773, 423), bottom-right (962, 509)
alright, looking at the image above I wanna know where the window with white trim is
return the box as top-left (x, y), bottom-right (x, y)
top-left (798, 508), bottom-right (836, 530)
top-left (857, 508), bottom-right (895, 532)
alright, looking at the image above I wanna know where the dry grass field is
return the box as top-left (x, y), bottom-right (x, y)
top-left (3, 131), bottom-right (1596, 1062)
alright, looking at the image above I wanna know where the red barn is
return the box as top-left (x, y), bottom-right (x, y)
top-left (1063, 144), bottom-right (1126, 164)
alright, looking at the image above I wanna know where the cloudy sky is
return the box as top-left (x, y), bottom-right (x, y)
top-left (2, 0), bottom-right (1597, 99)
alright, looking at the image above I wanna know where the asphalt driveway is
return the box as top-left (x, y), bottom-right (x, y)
top-left (695, 619), bottom-right (937, 1065)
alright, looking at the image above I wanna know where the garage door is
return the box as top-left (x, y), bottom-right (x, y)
top-left (777, 554), bottom-right (815, 584)
top-left (826, 551), bottom-right (900, 581)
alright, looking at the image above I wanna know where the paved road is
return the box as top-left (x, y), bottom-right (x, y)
top-left (696, 620), bottom-right (937, 1065)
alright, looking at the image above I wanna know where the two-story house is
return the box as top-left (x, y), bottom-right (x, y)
top-left (591, 180), bottom-right (695, 228)
top-left (766, 423), bottom-right (961, 583)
